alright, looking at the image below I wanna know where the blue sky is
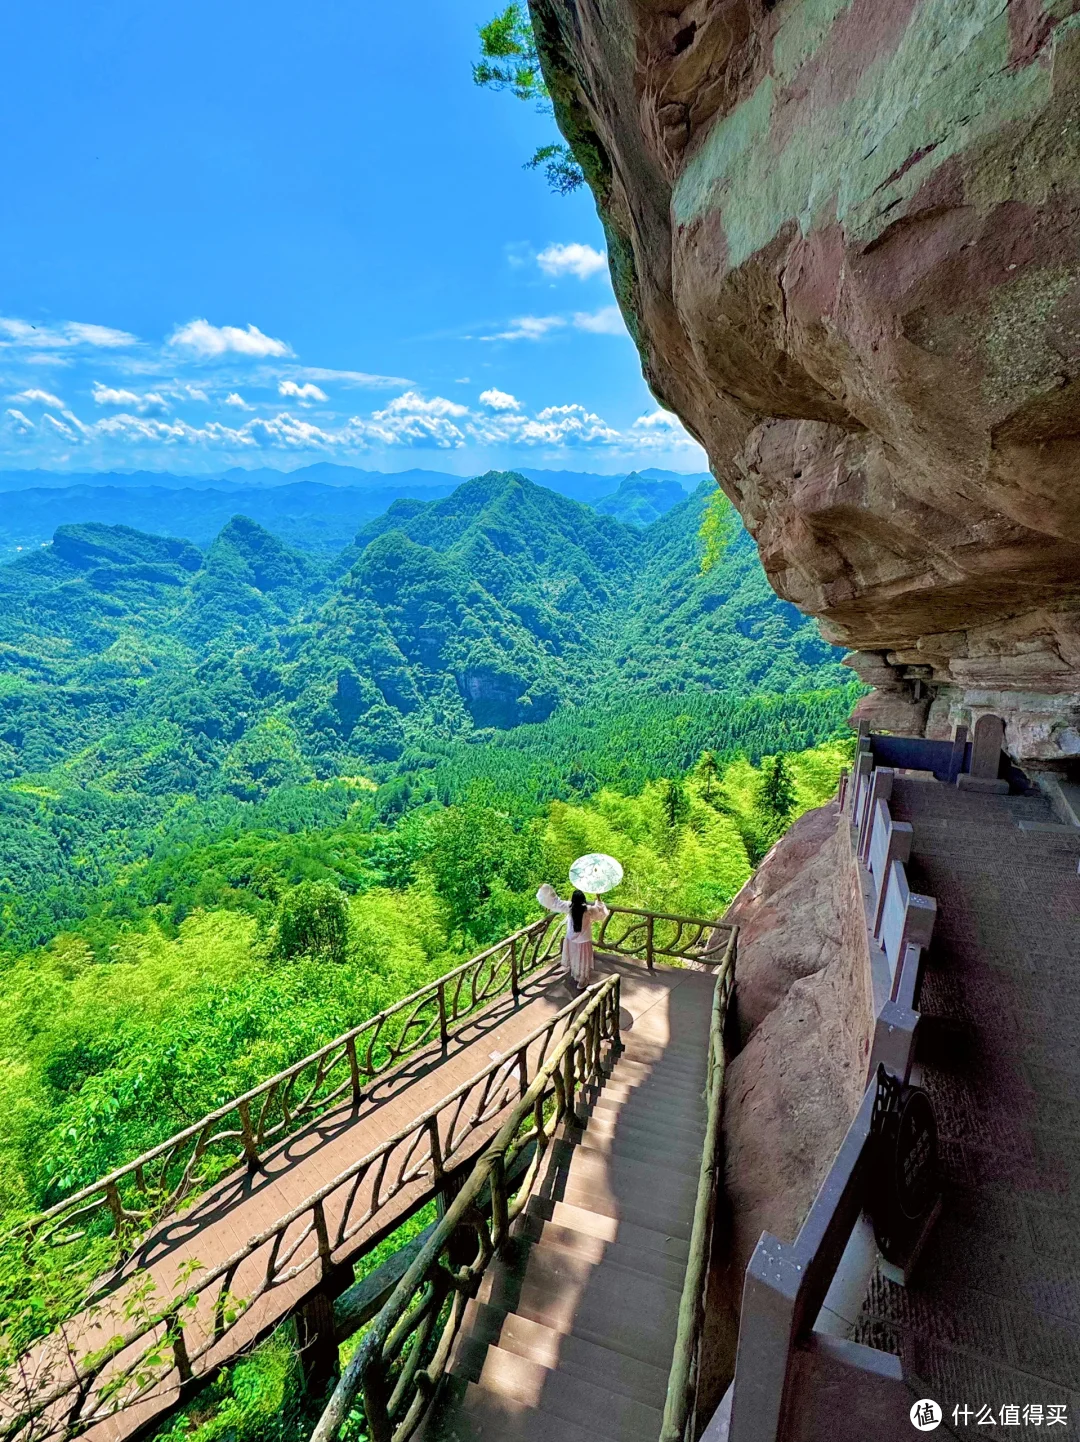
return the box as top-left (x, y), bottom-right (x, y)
top-left (0, 0), bottom-right (706, 477)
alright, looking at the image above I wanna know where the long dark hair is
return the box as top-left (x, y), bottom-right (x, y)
top-left (570, 889), bottom-right (588, 932)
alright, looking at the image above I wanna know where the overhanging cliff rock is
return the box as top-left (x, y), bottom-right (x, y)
top-left (531, 0), bottom-right (1080, 760)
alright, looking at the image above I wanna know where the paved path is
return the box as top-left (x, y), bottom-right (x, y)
top-left (854, 777), bottom-right (1080, 1438)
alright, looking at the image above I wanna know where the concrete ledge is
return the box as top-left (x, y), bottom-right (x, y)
top-left (1035, 771), bottom-right (1080, 828)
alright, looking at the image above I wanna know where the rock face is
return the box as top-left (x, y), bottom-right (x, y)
top-left (699, 801), bottom-right (873, 1395)
top-left (532, 0), bottom-right (1080, 760)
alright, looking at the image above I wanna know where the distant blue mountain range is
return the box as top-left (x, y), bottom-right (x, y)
top-left (0, 464), bottom-right (711, 555)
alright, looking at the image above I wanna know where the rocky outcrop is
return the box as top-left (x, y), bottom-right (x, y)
top-left (532, 0), bottom-right (1080, 760)
top-left (697, 802), bottom-right (873, 1394)
top-left (721, 803), bottom-right (872, 1281)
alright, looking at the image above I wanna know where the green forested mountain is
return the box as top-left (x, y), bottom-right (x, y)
top-left (0, 471), bottom-right (850, 952)
top-left (592, 472), bottom-right (686, 526)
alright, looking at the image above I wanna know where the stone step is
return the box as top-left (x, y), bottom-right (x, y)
top-left (561, 1144), bottom-right (699, 1226)
top-left (615, 1054), bottom-right (706, 1080)
top-left (575, 1127), bottom-right (703, 1179)
top-left (478, 1236), bottom-right (683, 1363)
top-left (473, 1342), bottom-right (664, 1441)
top-left (616, 1052), bottom-right (705, 1077)
top-left (431, 1379), bottom-right (605, 1442)
top-left (591, 1090), bottom-right (706, 1124)
top-left (513, 1209), bottom-right (689, 1287)
top-left (452, 1304), bottom-right (670, 1410)
top-left (524, 1195), bottom-right (691, 1264)
top-left (601, 1075), bottom-right (705, 1105)
top-left (582, 1105), bottom-right (706, 1148)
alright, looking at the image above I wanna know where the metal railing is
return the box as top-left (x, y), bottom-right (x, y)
top-left (309, 973), bottom-right (622, 1442)
top-left (2, 984), bottom-right (614, 1442)
top-left (21, 915), bottom-right (566, 1253)
top-left (660, 926), bottom-right (737, 1442)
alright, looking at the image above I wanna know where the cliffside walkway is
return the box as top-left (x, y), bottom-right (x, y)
top-left (415, 962), bottom-right (718, 1442)
top-left (5, 908), bottom-right (732, 1442)
top-left (854, 776), bottom-right (1080, 1431)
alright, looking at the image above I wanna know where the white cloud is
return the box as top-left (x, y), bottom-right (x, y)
top-left (346, 391), bottom-right (471, 448)
top-left (485, 315), bottom-right (566, 343)
top-left (92, 384), bottom-right (141, 406)
top-left (537, 242), bottom-right (607, 280)
top-left (2, 386), bottom-right (705, 464)
top-left (380, 391), bottom-right (469, 419)
top-left (92, 382), bottom-right (170, 416)
top-left (4, 408), bottom-right (34, 435)
top-left (0, 316), bottom-right (138, 349)
top-left (288, 366), bottom-right (411, 389)
top-left (43, 413), bottom-right (80, 442)
top-left (479, 388), bottom-right (521, 412)
top-left (11, 388), bottom-right (64, 408)
top-left (629, 409), bottom-right (702, 449)
top-left (573, 306), bottom-right (627, 336)
top-left (63, 322), bottom-right (137, 349)
top-left (278, 380), bottom-right (328, 402)
top-left (169, 319), bottom-right (291, 359)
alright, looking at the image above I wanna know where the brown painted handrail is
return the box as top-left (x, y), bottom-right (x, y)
top-left (660, 925), bottom-right (738, 1442)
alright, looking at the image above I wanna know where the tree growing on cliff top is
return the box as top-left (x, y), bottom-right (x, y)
top-left (474, 4), bottom-right (585, 194)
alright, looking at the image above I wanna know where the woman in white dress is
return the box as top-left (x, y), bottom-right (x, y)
top-left (536, 883), bottom-right (609, 988)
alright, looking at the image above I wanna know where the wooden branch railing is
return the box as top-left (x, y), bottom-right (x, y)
top-left (309, 974), bottom-right (623, 1442)
top-left (660, 926), bottom-right (737, 1442)
top-left (21, 905), bottom-right (728, 1265)
top-left (19, 915), bottom-right (566, 1255)
top-left (0, 985), bottom-right (612, 1442)
top-left (597, 906), bottom-right (735, 972)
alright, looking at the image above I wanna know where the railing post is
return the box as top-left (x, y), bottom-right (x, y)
top-left (362, 1366), bottom-right (394, 1442)
top-left (313, 1199), bottom-right (333, 1282)
top-left (346, 1036), bottom-right (362, 1108)
top-left (510, 935), bottom-right (519, 1002)
top-left (437, 980), bottom-right (449, 1051)
top-left (647, 913), bottom-right (655, 972)
top-left (490, 1154), bottom-right (509, 1246)
top-left (168, 1311), bottom-right (196, 1396)
top-left (563, 1044), bottom-right (576, 1124)
top-left (297, 1287), bottom-right (339, 1395)
top-left (237, 1099), bottom-right (260, 1167)
top-left (428, 1116), bottom-right (444, 1189)
top-left (104, 1180), bottom-right (126, 1237)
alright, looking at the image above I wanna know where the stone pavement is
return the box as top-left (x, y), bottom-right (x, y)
top-left (854, 777), bottom-right (1080, 1438)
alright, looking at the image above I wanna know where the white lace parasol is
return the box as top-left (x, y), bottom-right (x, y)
top-left (569, 853), bottom-right (624, 894)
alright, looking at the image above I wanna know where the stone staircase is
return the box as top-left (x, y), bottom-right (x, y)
top-left (420, 969), bottom-right (715, 1442)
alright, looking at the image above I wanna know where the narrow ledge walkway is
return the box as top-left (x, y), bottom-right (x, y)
top-left (853, 776), bottom-right (1080, 1438)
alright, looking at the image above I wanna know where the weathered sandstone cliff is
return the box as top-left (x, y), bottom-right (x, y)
top-left (532, 0), bottom-right (1080, 760)
top-left (702, 801), bottom-right (873, 1390)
